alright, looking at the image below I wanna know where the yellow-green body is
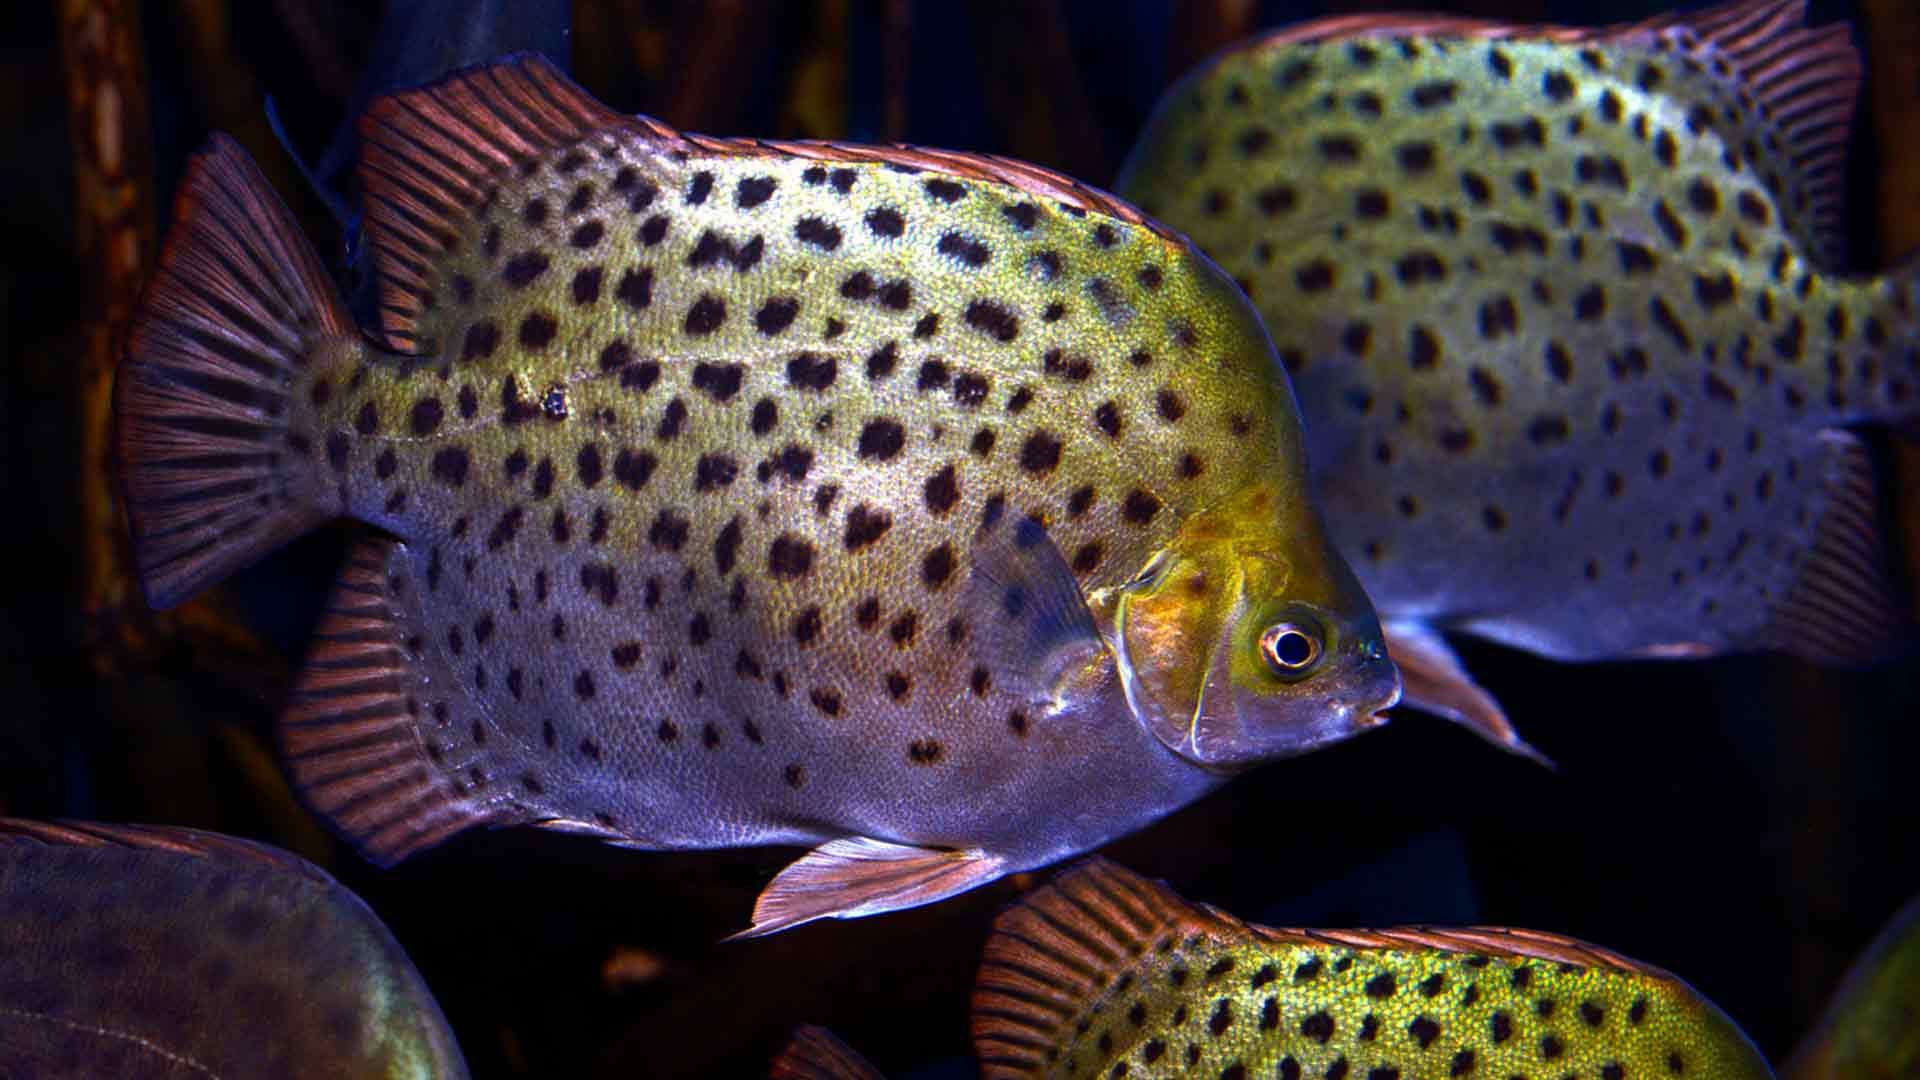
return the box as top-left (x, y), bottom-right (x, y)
top-left (1118, 2), bottom-right (1918, 678)
top-left (115, 57), bottom-right (1397, 930)
top-left (974, 860), bottom-right (1770, 1080)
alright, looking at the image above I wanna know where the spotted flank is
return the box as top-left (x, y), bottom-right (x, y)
top-left (1118, 0), bottom-right (1920, 751)
top-left (0, 819), bottom-right (467, 1079)
top-left (116, 56), bottom-right (1397, 933)
top-left (969, 859), bottom-right (1772, 1079)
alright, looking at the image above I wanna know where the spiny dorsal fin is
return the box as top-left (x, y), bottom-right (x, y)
top-left (357, 53), bottom-right (634, 353)
top-left (1233, 0), bottom-right (1860, 265)
top-left (1248, 924), bottom-right (1672, 981)
top-left (770, 1026), bottom-right (888, 1080)
top-left (0, 819), bottom-right (332, 884)
top-left (971, 858), bottom-right (1241, 1079)
top-left (358, 55), bottom-right (1182, 353)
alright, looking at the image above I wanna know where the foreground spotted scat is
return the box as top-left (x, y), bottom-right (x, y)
top-left (773, 859), bottom-right (1770, 1079)
top-left (1119, 0), bottom-right (1920, 752)
top-left (0, 819), bottom-right (466, 1079)
top-left (968, 859), bottom-right (1771, 1080)
top-left (116, 56), bottom-right (1396, 934)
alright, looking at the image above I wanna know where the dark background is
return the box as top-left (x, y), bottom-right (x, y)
top-left (2, 1), bottom-right (1915, 1076)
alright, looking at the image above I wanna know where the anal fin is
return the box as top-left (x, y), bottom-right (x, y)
top-left (731, 837), bottom-right (1007, 939)
top-left (1383, 620), bottom-right (1553, 767)
top-left (280, 536), bottom-right (513, 865)
top-left (771, 1026), bottom-right (888, 1080)
top-left (1762, 429), bottom-right (1907, 665)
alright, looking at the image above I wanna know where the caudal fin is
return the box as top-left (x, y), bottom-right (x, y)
top-left (116, 134), bottom-right (355, 610)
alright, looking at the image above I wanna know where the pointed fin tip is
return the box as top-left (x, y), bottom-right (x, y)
top-left (771, 1026), bottom-right (888, 1080)
top-left (117, 133), bottom-right (351, 610)
top-left (971, 858), bottom-right (1235, 1079)
top-left (279, 536), bottom-right (511, 867)
top-left (1217, 0), bottom-right (1858, 265)
top-left (1381, 623), bottom-right (1554, 769)
top-left (729, 837), bottom-right (1007, 940)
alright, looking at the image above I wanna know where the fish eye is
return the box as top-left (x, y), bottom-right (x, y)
top-left (1259, 621), bottom-right (1322, 676)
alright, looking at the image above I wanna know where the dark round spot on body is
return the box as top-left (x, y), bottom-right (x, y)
top-left (756, 297), bottom-right (800, 336)
top-left (1020, 430), bottom-right (1063, 474)
top-left (685, 294), bottom-right (726, 334)
top-left (576, 443), bottom-right (603, 487)
top-left (570, 221), bottom-right (604, 249)
top-left (519, 311), bottom-right (559, 350)
top-left (502, 251), bottom-right (550, 288)
top-left (858, 418), bottom-right (906, 460)
top-left (866, 207), bottom-right (905, 237)
top-left (410, 395), bottom-right (443, 432)
top-left (430, 447), bottom-right (469, 487)
top-left (768, 534), bottom-right (815, 578)
top-left (921, 544), bottom-right (956, 590)
top-left (965, 299), bottom-right (1020, 342)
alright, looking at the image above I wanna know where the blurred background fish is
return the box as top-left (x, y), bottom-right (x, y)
top-left (1117, 0), bottom-right (1920, 755)
top-left (0, 818), bottom-right (467, 1079)
top-left (1783, 891), bottom-right (1920, 1079)
top-left (4, 0), bottom-right (1918, 1076)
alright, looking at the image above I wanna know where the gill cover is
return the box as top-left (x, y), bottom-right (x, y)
top-left (1113, 486), bottom-right (1394, 768)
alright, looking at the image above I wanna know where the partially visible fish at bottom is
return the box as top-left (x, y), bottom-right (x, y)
top-left (1783, 892), bottom-right (1920, 1079)
top-left (0, 819), bottom-right (467, 1079)
top-left (773, 858), bottom-right (1772, 1078)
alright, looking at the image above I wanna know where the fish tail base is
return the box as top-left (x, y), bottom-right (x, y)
top-left (116, 134), bottom-right (357, 609)
top-left (281, 536), bottom-right (512, 866)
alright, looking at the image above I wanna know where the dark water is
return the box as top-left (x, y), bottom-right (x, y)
top-left (1, 1), bottom-right (1914, 1076)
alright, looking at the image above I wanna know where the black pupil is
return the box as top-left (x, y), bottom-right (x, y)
top-left (1273, 630), bottom-right (1314, 667)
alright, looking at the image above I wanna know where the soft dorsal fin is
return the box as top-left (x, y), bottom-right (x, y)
top-left (358, 56), bottom-right (1180, 353)
top-left (770, 1026), bottom-right (888, 1080)
top-left (1237, 0), bottom-right (1861, 266)
top-left (0, 819), bottom-right (331, 884)
top-left (971, 858), bottom-right (1239, 1078)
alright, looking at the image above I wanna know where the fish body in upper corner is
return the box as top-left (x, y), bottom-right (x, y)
top-left (775, 857), bottom-right (1773, 1079)
top-left (1783, 892), bottom-right (1920, 1079)
top-left (114, 55), bottom-right (1398, 935)
top-left (0, 819), bottom-right (466, 1079)
top-left (1117, 0), bottom-right (1920, 753)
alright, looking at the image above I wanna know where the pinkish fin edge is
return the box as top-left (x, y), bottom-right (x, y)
top-left (279, 535), bottom-right (517, 866)
top-left (115, 134), bottom-right (351, 610)
top-left (1382, 620), bottom-right (1553, 768)
top-left (729, 837), bottom-right (1006, 939)
top-left (770, 1026), bottom-right (889, 1080)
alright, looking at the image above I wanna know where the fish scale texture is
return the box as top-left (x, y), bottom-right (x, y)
top-left (1118, 0), bottom-right (1919, 667)
top-left (315, 126), bottom-right (1293, 846)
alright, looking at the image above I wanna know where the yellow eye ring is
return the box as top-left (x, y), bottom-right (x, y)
top-left (1259, 622), bottom-right (1322, 675)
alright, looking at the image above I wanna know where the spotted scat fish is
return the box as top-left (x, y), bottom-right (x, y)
top-left (0, 819), bottom-right (466, 1078)
top-left (1783, 892), bottom-right (1920, 1079)
top-left (116, 57), bottom-right (1399, 935)
top-left (773, 857), bottom-right (1771, 1079)
top-left (1118, 0), bottom-right (1918, 752)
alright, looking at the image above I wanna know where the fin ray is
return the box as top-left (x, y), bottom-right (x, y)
top-left (771, 1026), bottom-right (888, 1080)
top-left (1383, 621), bottom-right (1553, 767)
top-left (972, 858), bottom-right (1235, 1079)
top-left (116, 134), bottom-right (352, 609)
top-left (279, 536), bottom-right (514, 866)
top-left (0, 819), bottom-right (330, 883)
top-left (732, 837), bottom-right (1006, 939)
top-left (1757, 430), bottom-right (1905, 664)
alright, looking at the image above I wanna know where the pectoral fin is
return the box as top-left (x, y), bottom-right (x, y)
top-left (731, 837), bottom-right (1008, 939)
top-left (965, 516), bottom-right (1106, 709)
top-left (1384, 620), bottom-right (1552, 768)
